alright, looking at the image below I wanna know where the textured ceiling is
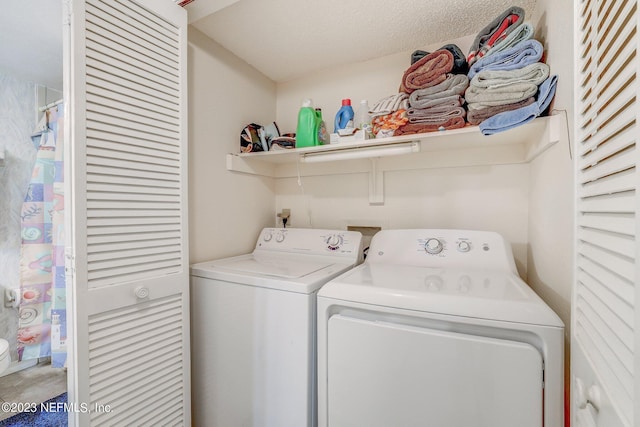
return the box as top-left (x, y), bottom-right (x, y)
top-left (1, 0), bottom-right (538, 89)
top-left (192, 0), bottom-right (538, 83)
top-left (0, 1), bottom-right (63, 89)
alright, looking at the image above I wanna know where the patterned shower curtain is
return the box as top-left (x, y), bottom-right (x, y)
top-left (18, 103), bottom-right (67, 368)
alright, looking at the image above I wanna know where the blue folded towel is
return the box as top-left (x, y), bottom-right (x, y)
top-left (479, 75), bottom-right (558, 135)
top-left (468, 39), bottom-right (544, 80)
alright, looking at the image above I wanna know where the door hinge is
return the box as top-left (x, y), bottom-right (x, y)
top-left (65, 247), bottom-right (76, 277)
top-left (63, 0), bottom-right (72, 26)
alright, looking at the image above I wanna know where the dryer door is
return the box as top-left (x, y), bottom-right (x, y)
top-left (327, 315), bottom-right (543, 427)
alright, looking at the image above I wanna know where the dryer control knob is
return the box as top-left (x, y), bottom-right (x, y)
top-left (263, 232), bottom-right (273, 242)
top-left (276, 233), bottom-right (285, 243)
top-left (425, 238), bottom-right (444, 255)
top-left (326, 234), bottom-right (343, 250)
top-left (457, 241), bottom-right (471, 252)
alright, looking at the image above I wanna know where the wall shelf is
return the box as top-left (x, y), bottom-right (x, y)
top-left (226, 112), bottom-right (567, 204)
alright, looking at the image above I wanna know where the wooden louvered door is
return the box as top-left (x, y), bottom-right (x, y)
top-left (574, 0), bottom-right (638, 426)
top-left (65, 0), bottom-right (189, 425)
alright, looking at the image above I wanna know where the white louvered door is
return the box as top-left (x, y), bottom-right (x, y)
top-left (574, 0), bottom-right (638, 426)
top-left (65, 0), bottom-right (189, 425)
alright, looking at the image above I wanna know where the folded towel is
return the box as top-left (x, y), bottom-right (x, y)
top-left (479, 75), bottom-right (558, 135)
top-left (369, 93), bottom-right (409, 117)
top-left (409, 74), bottom-right (469, 107)
top-left (468, 39), bottom-right (544, 80)
top-left (408, 95), bottom-right (463, 113)
top-left (411, 45), bottom-right (468, 74)
top-left (400, 49), bottom-right (454, 94)
top-left (467, 6), bottom-right (526, 66)
top-left (371, 110), bottom-right (409, 136)
top-left (407, 106), bottom-right (466, 124)
top-left (471, 62), bottom-right (550, 90)
top-left (465, 81), bottom-right (539, 108)
top-left (489, 22), bottom-right (535, 57)
top-left (394, 117), bottom-right (466, 135)
top-left (467, 97), bottom-right (535, 125)
top-left (466, 63), bottom-right (548, 108)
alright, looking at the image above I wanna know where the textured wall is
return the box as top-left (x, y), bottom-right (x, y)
top-left (0, 72), bottom-right (37, 360)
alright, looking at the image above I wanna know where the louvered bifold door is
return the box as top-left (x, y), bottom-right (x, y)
top-left (574, 0), bottom-right (638, 425)
top-left (66, 0), bottom-right (189, 425)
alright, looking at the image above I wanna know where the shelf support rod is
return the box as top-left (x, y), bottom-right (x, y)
top-left (369, 158), bottom-right (384, 205)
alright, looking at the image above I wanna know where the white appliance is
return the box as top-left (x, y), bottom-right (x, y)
top-left (191, 228), bottom-right (363, 427)
top-left (317, 229), bottom-right (564, 427)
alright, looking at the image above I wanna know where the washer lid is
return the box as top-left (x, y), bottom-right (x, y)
top-left (191, 253), bottom-right (358, 294)
top-left (318, 264), bottom-right (564, 327)
top-left (210, 252), bottom-right (333, 279)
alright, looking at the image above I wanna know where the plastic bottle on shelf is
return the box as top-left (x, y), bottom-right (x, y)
top-left (296, 99), bottom-right (319, 147)
top-left (354, 99), bottom-right (372, 139)
top-left (315, 108), bottom-right (328, 145)
top-left (334, 99), bottom-right (354, 133)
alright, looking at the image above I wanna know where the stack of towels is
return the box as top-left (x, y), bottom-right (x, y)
top-left (392, 44), bottom-right (470, 136)
top-left (463, 6), bottom-right (558, 134)
top-left (368, 93), bottom-right (410, 138)
top-left (397, 73), bottom-right (469, 135)
top-left (367, 5), bottom-right (558, 137)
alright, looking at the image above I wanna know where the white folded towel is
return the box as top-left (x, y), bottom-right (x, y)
top-left (369, 93), bottom-right (409, 117)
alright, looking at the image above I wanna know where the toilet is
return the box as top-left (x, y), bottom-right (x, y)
top-left (0, 339), bottom-right (10, 375)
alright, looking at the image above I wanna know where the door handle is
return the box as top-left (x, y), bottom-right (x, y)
top-left (134, 286), bottom-right (150, 299)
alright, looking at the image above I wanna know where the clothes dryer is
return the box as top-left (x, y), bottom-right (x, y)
top-left (191, 228), bottom-right (362, 427)
top-left (317, 229), bottom-right (563, 427)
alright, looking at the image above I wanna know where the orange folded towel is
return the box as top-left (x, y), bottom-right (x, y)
top-left (394, 117), bottom-right (466, 135)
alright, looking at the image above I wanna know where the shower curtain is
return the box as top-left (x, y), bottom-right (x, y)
top-left (17, 103), bottom-right (67, 368)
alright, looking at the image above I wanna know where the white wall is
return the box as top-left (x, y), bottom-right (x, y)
top-left (188, 28), bottom-right (277, 263)
top-left (276, 164), bottom-right (530, 274)
top-left (526, 0), bottom-right (574, 328)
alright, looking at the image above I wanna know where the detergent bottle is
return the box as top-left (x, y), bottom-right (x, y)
top-left (334, 99), bottom-right (354, 132)
top-left (315, 108), bottom-right (328, 145)
top-left (296, 99), bottom-right (319, 147)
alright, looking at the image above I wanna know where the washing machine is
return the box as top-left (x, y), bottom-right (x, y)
top-left (191, 227), bottom-right (363, 427)
top-left (317, 229), bottom-right (564, 427)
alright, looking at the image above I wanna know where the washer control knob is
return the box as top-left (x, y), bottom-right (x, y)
top-left (276, 233), bottom-right (285, 243)
top-left (424, 238), bottom-right (444, 255)
top-left (263, 232), bottom-right (273, 242)
top-left (424, 275), bottom-right (443, 291)
top-left (457, 275), bottom-right (471, 293)
top-left (457, 241), bottom-right (471, 253)
top-left (326, 234), bottom-right (343, 251)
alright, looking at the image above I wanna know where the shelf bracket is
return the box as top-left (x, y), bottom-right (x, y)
top-left (226, 153), bottom-right (276, 177)
top-left (369, 158), bottom-right (384, 205)
top-left (524, 112), bottom-right (564, 162)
